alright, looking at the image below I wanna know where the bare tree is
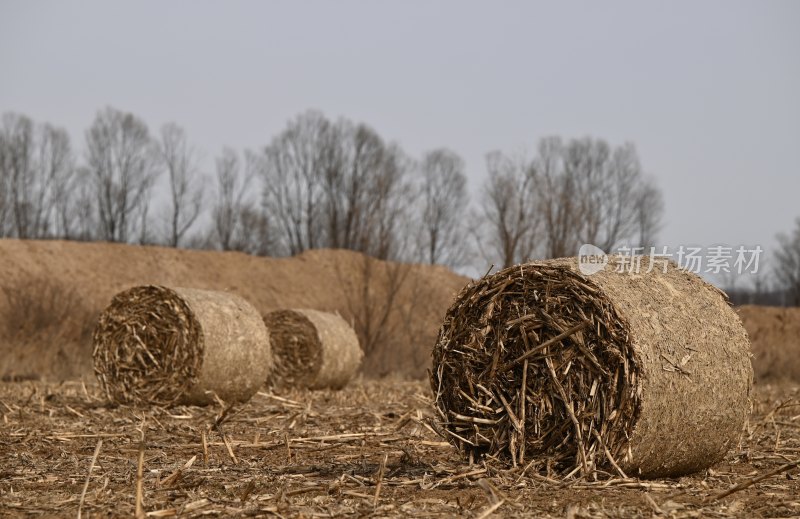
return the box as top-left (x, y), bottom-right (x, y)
top-left (322, 120), bottom-right (380, 254)
top-left (0, 130), bottom-right (8, 237)
top-left (235, 206), bottom-right (274, 256)
top-left (476, 151), bottom-right (539, 269)
top-left (68, 168), bottom-right (97, 241)
top-left (357, 142), bottom-right (412, 261)
top-left (260, 111), bottom-right (413, 260)
top-left (0, 113), bottom-right (74, 239)
top-left (38, 124), bottom-right (74, 238)
top-left (534, 137), bottom-right (582, 258)
top-left (261, 111), bottom-right (331, 255)
top-left (775, 217), bottom-right (800, 306)
top-left (574, 140), bottom-right (641, 252)
top-left (84, 107), bottom-right (159, 242)
top-left (0, 113), bottom-right (35, 238)
top-left (544, 137), bottom-right (643, 255)
top-left (417, 148), bottom-right (469, 266)
top-left (48, 133), bottom-right (79, 239)
top-left (157, 123), bottom-right (203, 247)
top-left (477, 137), bottom-right (664, 266)
top-left (212, 147), bottom-right (257, 251)
top-left (536, 136), bottom-right (664, 257)
top-left (633, 175), bottom-right (665, 249)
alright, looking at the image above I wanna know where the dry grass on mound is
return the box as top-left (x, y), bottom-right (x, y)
top-left (0, 276), bottom-right (96, 381)
top-left (738, 305), bottom-right (800, 382)
top-left (0, 240), bottom-right (469, 381)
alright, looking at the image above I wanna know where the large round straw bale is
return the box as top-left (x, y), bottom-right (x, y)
top-left (264, 309), bottom-right (362, 390)
top-left (430, 257), bottom-right (752, 478)
top-left (93, 285), bottom-right (271, 406)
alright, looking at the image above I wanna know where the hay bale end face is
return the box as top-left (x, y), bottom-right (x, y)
top-left (264, 309), bottom-right (363, 390)
top-left (93, 285), bottom-right (271, 406)
top-left (431, 257), bottom-right (753, 479)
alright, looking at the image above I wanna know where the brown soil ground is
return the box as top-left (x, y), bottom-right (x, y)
top-left (0, 239), bottom-right (467, 381)
top-left (1, 378), bottom-right (798, 518)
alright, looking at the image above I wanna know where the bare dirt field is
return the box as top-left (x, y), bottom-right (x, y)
top-left (1, 379), bottom-right (798, 518)
top-left (2, 240), bottom-right (800, 517)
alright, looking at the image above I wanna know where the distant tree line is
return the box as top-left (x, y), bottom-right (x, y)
top-left (0, 107), bottom-right (672, 267)
top-left (3, 107), bottom-right (798, 305)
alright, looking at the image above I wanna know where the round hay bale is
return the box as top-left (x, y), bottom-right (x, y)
top-left (93, 285), bottom-right (271, 406)
top-left (264, 309), bottom-right (362, 390)
top-left (430, 257), bottom-right (752, 478)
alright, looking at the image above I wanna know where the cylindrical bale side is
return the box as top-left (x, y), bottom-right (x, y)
top-left (93, 285), bottom-right (271, 406)
top-left (264, 309), bottom-right (362, 390)
top-left (430, 257), bottom-right (752, 478)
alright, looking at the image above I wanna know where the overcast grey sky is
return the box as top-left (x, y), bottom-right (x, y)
top-left (1, 1), bottom-right (798, 271)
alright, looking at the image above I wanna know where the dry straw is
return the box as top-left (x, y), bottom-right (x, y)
top-left (264, 309), bottom-right (362, 390)
top-left (93, 285), bottom-right (271, 406)
top-left (431, 257), bottom-right (753, 478)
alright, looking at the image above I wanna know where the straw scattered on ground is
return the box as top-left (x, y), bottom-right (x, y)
top-left (0, 379), bottom-right (797, 518)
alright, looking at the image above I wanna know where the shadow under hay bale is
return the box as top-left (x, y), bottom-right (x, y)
top-left (264, 309), bottom-right (363, 390)
top-left (93, 285), bottom-right (271, 406)
top-left (431, 257), bottom-right (753, 479)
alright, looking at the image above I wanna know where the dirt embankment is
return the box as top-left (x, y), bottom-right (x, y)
top-left (737, 305), bottom-right (800, 383)
top-left (1, 240), bottom-right (799, 384)
top-left (0, 239), bottom-right (468, 381)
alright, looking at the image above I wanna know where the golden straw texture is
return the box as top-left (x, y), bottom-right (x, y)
top-left (431, 257), bottom-right (752, 478)
top-left (265, 309), bottom-right (362, 390)
top-left (94, 286), bottom-right (271, 406)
